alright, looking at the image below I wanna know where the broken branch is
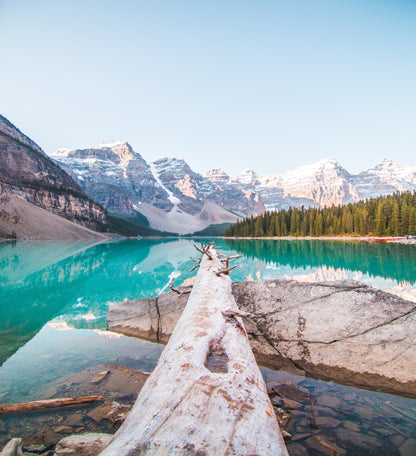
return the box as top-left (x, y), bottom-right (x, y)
top-left (193, 242), bottom-right (213, 260)
top-left (169, 279), bottom-right (192, 295)
top-left (215, 265), bottom-right (238, 276)
top-left (227, 254), bottom-right (242, 261)
top-left (0, 395), bottom-right (103, 415)
top-left (190, 257), bottom-right (201, 264)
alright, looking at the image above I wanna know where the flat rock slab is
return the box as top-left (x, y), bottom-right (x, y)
top-left (107, 279), bottom-right (416, 397)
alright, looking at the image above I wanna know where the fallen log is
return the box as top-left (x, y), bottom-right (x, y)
top-left (100, 246), bottom-right (288, 455)
top-left (108, 279), bottom-right (416, 398)
top-left (0, 395), bottom-right (103, 415)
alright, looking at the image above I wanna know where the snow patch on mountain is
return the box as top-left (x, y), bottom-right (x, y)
top-left (149, 162), bottom-right (180, 206)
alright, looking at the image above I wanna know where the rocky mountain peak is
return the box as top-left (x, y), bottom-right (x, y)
top-left (152, 157), bottom-right (197, 179)
top-left (0, 116), bottom-right (108, 234)
top-left (318, 157), bottom-right (342, 167)
top-left (0, 114), bottom-right (45, 157)
top-left (205, 169), bottom-right (230, 183)
top-left (53, 141), bottom-right (147, 168)
top-left (364, 159), bottom-right (416, 191)
top-left (234, 168), bottom-right (258, 186)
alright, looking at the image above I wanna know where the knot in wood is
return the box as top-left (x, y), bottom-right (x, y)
top-left (204, 339), bottom-right (229, 374)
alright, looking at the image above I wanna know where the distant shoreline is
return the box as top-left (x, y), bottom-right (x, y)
top-left (222, 235), bottom-right (416, 244)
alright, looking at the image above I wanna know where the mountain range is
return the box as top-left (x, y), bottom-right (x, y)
top-left (51, 141), bottom-right (416, 234)
top-left (1, 114), bottom-right (416, 238)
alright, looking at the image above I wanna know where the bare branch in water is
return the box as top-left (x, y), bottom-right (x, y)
top-left (169, 279), bottom-right (192, 295)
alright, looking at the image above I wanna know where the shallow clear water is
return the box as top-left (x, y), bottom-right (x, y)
top-left (0, 238), bottom-right (415, 454)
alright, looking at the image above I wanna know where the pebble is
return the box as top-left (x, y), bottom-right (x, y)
top-left (286, 442), bottom-right (308, 456)
top-left (354, 406), bottom-right (374, 421)
top-left (305, 435), bottom-right (346, 456)
top-left (282, 398), bottom-right (300, 410)
top-left (52, 426), bottom-right (73, 435)
top-left (399, 438), bottom-right (416, 456)
top-left (343, 420), bottom-right (360, 432)
top-left (318, 394), bottom-right (342, 409)
top-left (91, 370), bottom-right (109, 384)
top-left (314, 416), bottom-right (341, 428)
top-left (271, 396), bottom-right (283, 407)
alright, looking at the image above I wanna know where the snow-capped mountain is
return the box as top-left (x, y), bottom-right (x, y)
top-left (51, 143), bottom-right (264, 234)
top-left (352, 159), bottom-right (416, 200)
top-left (233, 159), bottom-right (360, 210)
top-left (207, 158), bottom-right (416, 212)
top-left (51, 142), bottom-right (416, 234)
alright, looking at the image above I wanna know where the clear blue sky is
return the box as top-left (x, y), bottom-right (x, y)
top-left (1, 0), bottom-right (415, 176)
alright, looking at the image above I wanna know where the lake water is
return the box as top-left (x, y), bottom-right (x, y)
top-left (0, 238), bottom-right (415, 455)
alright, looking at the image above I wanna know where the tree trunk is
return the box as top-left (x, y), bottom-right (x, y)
top-left (100, 247), bottom-right (288, 456)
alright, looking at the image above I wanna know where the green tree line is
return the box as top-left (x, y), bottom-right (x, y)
top-left (224, 191), bottom-right (416, 237)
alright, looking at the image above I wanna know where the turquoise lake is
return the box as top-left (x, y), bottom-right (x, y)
top-left (0, 238), bottom-right (415, 455)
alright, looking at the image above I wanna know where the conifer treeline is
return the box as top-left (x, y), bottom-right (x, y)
top-left (224, 191), bottom-right (416, 237)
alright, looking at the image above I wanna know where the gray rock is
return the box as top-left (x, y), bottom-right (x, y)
top-left (272, 383), bottom-right (315, 403)
top-left (0, 439), bottom-right (24, 456)
top-left (282, 398), bottom-right (300, 410)
top-left (87, 402), bottom-right (131, 429)
top-left (343, 420), bottom-right (360, 432)
top-left (399, 438), bottom-right (416, 456)
top-left (305, 435), bottom-right (346, 456)
top-left (317, 394), bottom-right (342, 409)
top-left (30, 426), bottom-right (61, 448)
top-left (314, 416), bottom-right (341, 428)
top-left (54, 433), bottom-right (113, 456)
top-left (108, 279), bottom-right (416, 397)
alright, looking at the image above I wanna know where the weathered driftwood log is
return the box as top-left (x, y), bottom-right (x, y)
top-left (100, 247), bottom-right (288, 456)
top-left (108, 279), bottom-right (416, 398)
top-left (0, 395), bottom-right (103, 415)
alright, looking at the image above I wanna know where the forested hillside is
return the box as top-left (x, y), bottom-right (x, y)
top-left (225, 191), bottom-right (416, 237)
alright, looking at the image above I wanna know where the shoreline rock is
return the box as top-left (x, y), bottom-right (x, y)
top-left (107, 279), bottom-right (416, 398)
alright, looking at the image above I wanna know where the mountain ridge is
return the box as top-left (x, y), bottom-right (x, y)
top-left (0, 115), bottom-right (109, 239)
top-left (51, 141), bottom-right (416, 234)
top-left (51, 143), bottom-right (265, 234)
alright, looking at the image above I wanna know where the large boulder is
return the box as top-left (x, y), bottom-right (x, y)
top-left (107, 279), bottom-right (416, 397)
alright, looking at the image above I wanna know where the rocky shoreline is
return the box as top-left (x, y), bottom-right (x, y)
top-left (1, 363), bottom-right (415, 455)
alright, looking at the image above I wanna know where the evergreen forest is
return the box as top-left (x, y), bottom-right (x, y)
top-left (224, 191), bottom-right (416, 237)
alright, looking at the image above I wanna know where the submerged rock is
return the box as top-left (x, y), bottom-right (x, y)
top-left (272, 383), bottom-right (315, 403)
top-left (87, 402), bottom-right (131, 430)
top-left (108, 279), bottom-right (416, 397)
